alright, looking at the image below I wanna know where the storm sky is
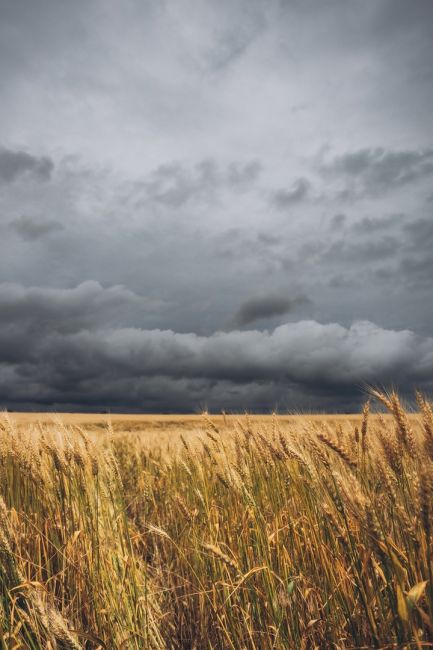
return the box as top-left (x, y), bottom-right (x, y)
top-left (1, 0), bottom-right (433, 411)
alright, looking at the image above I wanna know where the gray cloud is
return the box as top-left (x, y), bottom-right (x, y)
top-left (9, 215), bottom-right (63, 240)
top-left (136, 158), bottom-right (261, 208)
top-left (200, 3), bottom-right (267, 72)
top-left (271, 178), bottom-right (311, 208)
top-left (398, 255), bottom-right (433, 289)
top-left (0, 147), bottom-right (53, 183)
top-left (321, 147), bottom-right (433, 195)
top-left (404, 217), bottom-right (433, 246)
top-left (231, 294), bottom-right (309, 327)
top-left (329, 213), bottom-right (347, 229)
top-left (0, 281), bottom-right (158, 336)
top-left (351, 213), bottom-right (406, 233)
top-left (321, 236), bottom-right (400, 264)
top-left (386, 217), bottom-right (433, 289)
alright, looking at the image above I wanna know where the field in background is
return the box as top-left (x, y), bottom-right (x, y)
top-left (1, 393), bottom-right (433, 648)
top-left (8, 411), bottom-right (404, 452)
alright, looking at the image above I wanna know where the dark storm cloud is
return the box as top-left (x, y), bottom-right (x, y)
top-left (231, 294), bottom-right (309, 327)
top-left (271, 178), bottom-right (311, 208)
top-left (0, 147), bottom-right (53, 183)
top-left (321, 147), bottom-right (433, 195)
top-left (1, 287), bottom-right (433, 411)
top-left (0, 281), bottom-right (155, 335)
top-left (9, 215), bottom-right (63, 240)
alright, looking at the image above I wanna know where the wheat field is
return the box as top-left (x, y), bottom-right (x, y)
top-left (1, 390), bottom-right (433, 649)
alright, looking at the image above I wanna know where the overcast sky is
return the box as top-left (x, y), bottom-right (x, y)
top-left (1, 0), bottom-right (433, 412)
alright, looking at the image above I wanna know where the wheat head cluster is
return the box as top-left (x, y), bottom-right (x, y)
top-left (1, 389), bottom-right (433, 649)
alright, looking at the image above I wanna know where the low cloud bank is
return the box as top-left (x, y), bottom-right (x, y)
top-left (0, 283), bottom-right (432, 412)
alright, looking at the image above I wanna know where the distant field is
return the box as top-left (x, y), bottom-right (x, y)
top-left (10, 411), bottom-right (387, 422)
top-left (1, 394), bottom-right (432, 648)
top-left (9, 410), bottom-right (400, 435)
top-left (10, 411), bottom-right (364, 425)
top-left (10, 410), bottom-right (401, 455)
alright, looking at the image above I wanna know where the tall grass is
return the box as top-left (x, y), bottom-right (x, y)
top-left (1, 390), bottom-right (433, 648)
top-left (0, 417), bottom-right (162, 649)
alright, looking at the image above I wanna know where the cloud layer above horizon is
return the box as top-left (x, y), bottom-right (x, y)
top-left (0, 0), bottom-right (432, 411)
